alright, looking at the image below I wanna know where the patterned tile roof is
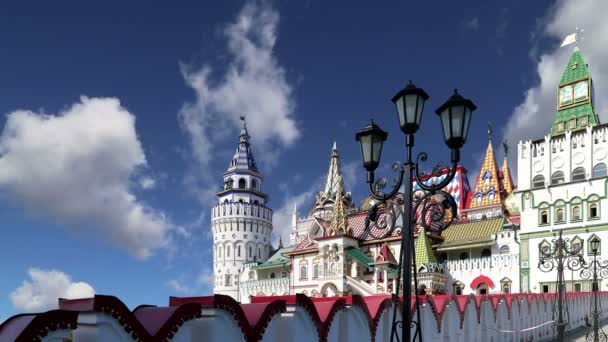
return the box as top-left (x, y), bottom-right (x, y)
top-left (560, 48), bottom-right (590, 84)
top-left (501, 158), bottom-right (514, 196)
top-left (468, 142), bottom-right (503, 209)
top-left (438, 217), bottom-right (504, 250)
top-left (413, 166), bottom-right (470, 214)
top-left (415, 228), bottom-right (437, 268)
top-left (226, 119), bottom-right (259, 174)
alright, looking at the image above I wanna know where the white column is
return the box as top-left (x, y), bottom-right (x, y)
top-left (392, 278), bottom-right (397, 294)
top-left (383, 269), bottom-right (388, 292)
top-left (373, 268), bottom-right (378, 293)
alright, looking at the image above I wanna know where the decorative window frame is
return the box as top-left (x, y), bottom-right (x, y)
top-left (588, 195), bottom-right (601, 220)
top-left (551, 171), bottom-right (565, 185)
top-left (587, 234), bottom-right (602, 256)
top-left (593, 163), bottom-right (607, 178)
top-left (539, 203), bottom-right (550, 226)
top-left (539, 239), bottom-right (551, 255)
top-left (554, 200), bottom-right (566, 224)
top-left (572, 167), bottom-right (586, 182)
top-left (533, 175), bottom-right (545, 189)
top-left (571, 235), bottom-right (583, 255)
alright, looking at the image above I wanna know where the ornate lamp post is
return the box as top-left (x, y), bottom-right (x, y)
top-left (573, 236), bottom-right (608, 342)
top-left (355, 81), bottom-right (476, 342)
top-left (538, 230), bottom-right (585, 342)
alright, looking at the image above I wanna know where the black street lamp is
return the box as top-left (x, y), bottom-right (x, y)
top-left (356, 81), bottom-right (476, 342)
top-left (572, 236), bottom-right (608, 342)
top-left (538, 230), bottom-right (585, 342)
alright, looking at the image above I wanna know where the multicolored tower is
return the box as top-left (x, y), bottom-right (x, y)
top-left (211, 118), bottom-right (273, 301)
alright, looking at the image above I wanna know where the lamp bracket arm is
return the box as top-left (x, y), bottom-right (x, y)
top-left (367, 162), bottom-right (405, 201)
top-left (413, 149), bottom-right (459, 192)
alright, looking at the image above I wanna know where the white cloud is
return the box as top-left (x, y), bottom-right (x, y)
top-left (139, 176), bottom-right (156, 190)
top-left (0, 97), bottom-right (172, 259)
top-left (179, 1), bottom-right (300, 203)
top-left (10, 268), bottom-right (95, 311)
top-left (503, 0), bottom-right (608, 170)
top-left (166, 279), bottom-right (194, 295)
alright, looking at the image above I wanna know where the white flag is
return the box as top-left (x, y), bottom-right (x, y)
top-left (560, 33), bottom-right (577, 47)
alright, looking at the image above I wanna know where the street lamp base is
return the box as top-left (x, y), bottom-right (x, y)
top-left (586, 329), bottom-right (608, 342)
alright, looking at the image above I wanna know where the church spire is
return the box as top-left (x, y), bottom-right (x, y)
top-left (551, 47), bottom-right (599, 135)
top-left (323, 141), bottom-right (342, 195)
top-left (415, 227), bottom-right (437, 268)
top-left (327, 175), bottom-right (349, 236)
top-left (468, 122), bottom-right (503, 209)
top-left (501, 141), bottom-right (514, 196)
top-left (226, 116), bottom-right (259, 173)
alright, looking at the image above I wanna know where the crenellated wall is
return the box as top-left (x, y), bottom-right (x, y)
top-left (3, 292), bottom-right (607, 342)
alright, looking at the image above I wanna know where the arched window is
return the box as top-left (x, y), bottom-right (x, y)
top-left (533, 175), bottom-right (545, 189)
top-left (481, 249), bottom-right (491, 257)
top-left (487, 186), bottom-right (496, 201)
top-left (226, 246), bottom-right (231, 257)
top-left (551, 171), bottom-right (565, 185)
top-left (248, 246), bottom-right (252, 258)
top-left (300, 266), bottom-right (308, 280)
top-left (218, 246), bottom-right (222, 259)
top-left (572, 204), bottom-right (582, 221)
top-left (475, 189), bottom-right (483, 204)
top-left (237, 245), bottom-right (241, 257)
top-left (540, 209), bottom-right (549, 225)
top-left (313, 264), bottom-right (319, 278)
top-left (500, 245), bottom-right (510, 255)
top-left (251, 179), bottom-right (258, 190)
top-left (572, 167), bottom-right (586, 181)
top-left (589, 195), bottom-right (600, 219)
top-left (238, 178), bottom-right (246, 189)
top-left (589, 203), bottom-right (599, 219)
top-left (459, 252), bottom-right (469, 260)
top-left (270, 272), bottom-right (275, 279)
top-left (281, 272), bottom-right (287, 278)
top-left (556, 208), bottom-right (565, 223)
top-left (593, 163), bottom-right (607, 178)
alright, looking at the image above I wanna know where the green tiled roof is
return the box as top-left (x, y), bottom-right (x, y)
top-left (438, 218), bottom-right (504, 251)
top-left (415, 228), bottom-right (437, 268)
top-left (252, 245), bottom-right (295, 269)
top-left (560, 49), bottom-right (589, 84)
top-left (344, 247), bottom-right (373, 266)
top-left (551, 48), bottom-right (600, 135)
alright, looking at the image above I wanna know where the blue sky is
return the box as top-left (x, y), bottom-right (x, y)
top-left (1, 0), bottom-right (607, 319)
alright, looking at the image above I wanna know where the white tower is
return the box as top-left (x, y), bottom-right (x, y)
top-left (211, 118), bottom-right (273, 301)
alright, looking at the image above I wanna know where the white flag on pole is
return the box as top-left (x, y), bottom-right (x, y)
top-left (560, 33), bottom-right (577, 47)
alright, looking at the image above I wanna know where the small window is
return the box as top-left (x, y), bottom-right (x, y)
top-left (475, 189), bottom-right (483, 204)
top-left (540, 210), bottom-right (549, 225)
top-left (572, 167), bottom-right (586, 181)
top-left (225, 274), bottom-right (232, 286)
top-left (282, 272), bottom-right (287, 278)
top-left (542, 285), bottom-right (549, 293)
top-left (313, 264), bottom-right (319, 278)
top-left (533, 175), bottom-right (545, 189)
top-left (580, 115), bottom-right (588, 126)
top-left (593, 163), bottom-right (607, 178)
top-left (459, 252), bottom-right (469, 260)
top-left (551, 171), bottom-right (565, 185)
top-left (481, 249), bottom-right (491, 257)
top-left (556, 208), bottom-right (565, 223)
top-left (482, 170), bottom-right (491, 184)
top-left (251, 179), bottom-right (258, 190)
top-left (572, 205), bottom-right (582, 221)
top-left (569, 118), bottom-right (577, 130)
top-left (500, 245), bottom-right (510, 255)
top-left (237, 245), bottom-right (241, 257)
top-left (300, 266), bottom-right (308, 280)
top-left (571, 236), bottom-right (583, 254)
top-left (270, 272), bottom-right (275, 279)
top-left (487, 186), bottom-right (496, 201)
top-left (590, 203), bottom-right (599, 219)
top-left (575, 283), bottom-right (582, 292)
top-left (540, 240), bottom-right (551, 255)
top-left (557, 122), bottom-right (565, 132)
top-left (238, 178), bottom-right (246, 189)
top-left (227, 245), bottom-right (231, 257)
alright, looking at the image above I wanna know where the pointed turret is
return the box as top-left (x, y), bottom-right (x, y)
top-left (551, 47), bottom-right (600, 135)
top-left (498, 141), bottom-right (515, 197)
top-left (327, 175), bottom-right (350, 236)
top-left (312, 143), bottom-right (354, 216)
top-left (226, 117), bottom-right (259, 173)
top-left (468, 123), bottom-right (503, 209)
top-left (415, 227), bottom-right (437, 268)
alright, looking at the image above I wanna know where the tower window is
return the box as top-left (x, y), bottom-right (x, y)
top-left (238, 178), bottom-right (246, 189)
top-left (533, 175), bottom-right (545, 189)
top-left (251, 179), bottom-right (258, 190)
top-left (551, 171), bottom-right (565, 185)
top-left (556, 208), bottom-right (565, 223)
top-left (225, 274), bottom-right (231, 286)
top-left (500, 245), bottom-right (510, 255)
top-left (540, 210), bottom-right (549, 225)
top-left (572, 205), bottom-right (582, 221)
top-left (227, 246), bottom-right (231, 257)
top-left (572, 167), bottom-right (586, 181)
top-left (590, 203), bottom-right (599, 219)
top-left (593, 163), bottom-right (607, 178)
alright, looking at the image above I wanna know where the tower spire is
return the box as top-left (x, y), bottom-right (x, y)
top-left (327, 175), bottom-right (349, 236)
top-left (226, 116), bottom-right (258, 173)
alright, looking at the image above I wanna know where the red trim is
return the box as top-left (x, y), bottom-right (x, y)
top-left (470, 275), bottom-right (496, 290)
top-left (0, 310), bottom-right (78, 342)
